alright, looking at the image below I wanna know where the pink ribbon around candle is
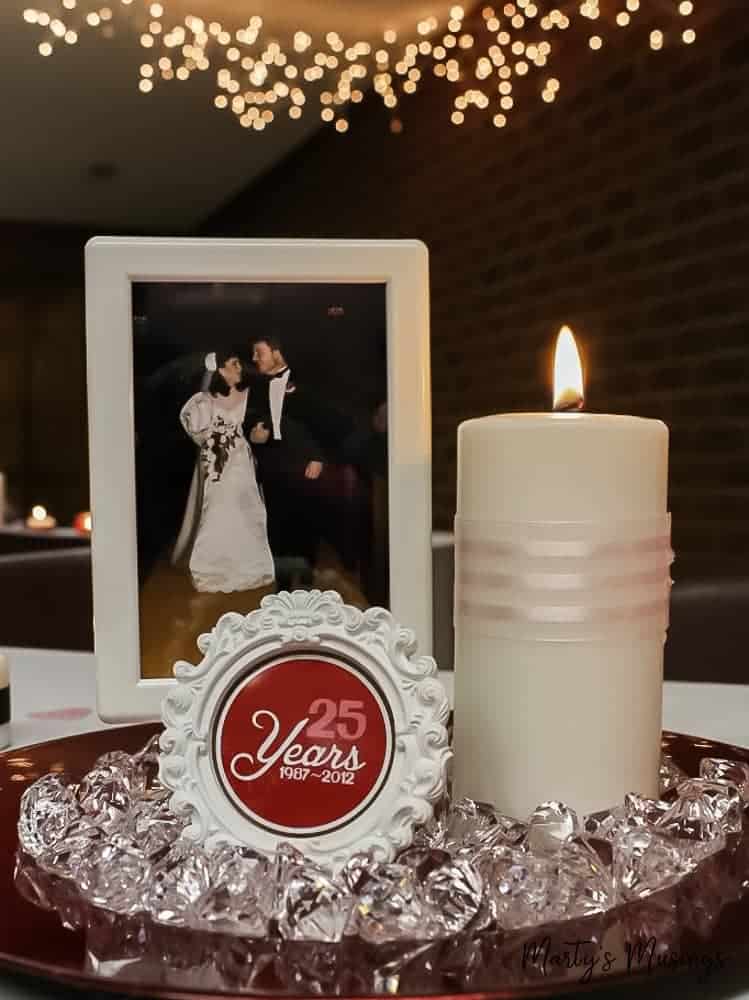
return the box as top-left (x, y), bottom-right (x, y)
top-left (454, 515), bottom-right (674, 641)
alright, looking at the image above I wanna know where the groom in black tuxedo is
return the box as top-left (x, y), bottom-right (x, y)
top-left (244, 334), bottom-right (350, 587)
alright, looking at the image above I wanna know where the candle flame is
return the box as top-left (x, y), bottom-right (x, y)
top-left (83, 513), bottom-right (92, 532)
top-left (553, 326), bottom-right (584, 411)
top-left (32, 505), bottom-right (47, 521)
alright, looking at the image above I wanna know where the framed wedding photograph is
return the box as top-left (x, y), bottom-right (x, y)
top-left (85, 238), bottom-right (432, 722)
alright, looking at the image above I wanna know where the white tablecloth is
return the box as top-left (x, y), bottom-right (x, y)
top-left (1, 646), bottom-right (748, 1000)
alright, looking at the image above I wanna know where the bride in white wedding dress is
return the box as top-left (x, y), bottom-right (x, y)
top-left (172, 351), bottom-right (275, 594)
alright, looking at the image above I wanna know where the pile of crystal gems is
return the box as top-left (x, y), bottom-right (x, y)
top-left (15, 736), bottom-right (749, 944)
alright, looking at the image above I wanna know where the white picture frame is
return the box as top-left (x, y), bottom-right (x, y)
top-left (159, 590), bottom-right (451, 869)
top-left (85, 237), bottom-right (432, 722)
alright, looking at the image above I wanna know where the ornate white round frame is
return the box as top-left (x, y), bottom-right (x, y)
top-left (159, 590), bottom-right (451, 869)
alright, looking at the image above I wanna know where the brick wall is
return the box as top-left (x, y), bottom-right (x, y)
top-left (0, 224), bottom-right (91, 522)
top-left (205, 4), bottom-right (749, 581)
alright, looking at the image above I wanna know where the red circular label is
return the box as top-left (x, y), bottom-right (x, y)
top-left (213, 654), bottom-right (393, 836)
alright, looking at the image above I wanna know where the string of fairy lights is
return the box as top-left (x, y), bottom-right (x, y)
top-left (21, 1), bottom-right (699, 133)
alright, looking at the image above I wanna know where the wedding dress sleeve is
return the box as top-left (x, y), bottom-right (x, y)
top-left (180, 392), bottom-right (213, 445)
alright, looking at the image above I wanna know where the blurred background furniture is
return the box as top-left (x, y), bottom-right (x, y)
top-left (666, 579), bottom-right (749, 685)
top-left (0, 549), bottom-right (93, 651)
top-left (0, 523), bottom-right (90, 556)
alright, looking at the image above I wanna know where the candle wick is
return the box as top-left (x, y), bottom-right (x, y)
top-left (553, 400), bottom-right (584, 413)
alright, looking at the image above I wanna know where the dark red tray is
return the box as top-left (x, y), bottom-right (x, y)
top-left (1, 724), bottom-right (748, 998)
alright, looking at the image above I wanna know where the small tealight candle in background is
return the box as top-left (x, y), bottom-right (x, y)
top-left (73, 511), bottom-right (92, 535)
top-left (26, 505), bottom-right (57, 531)
top-left (0, 653), bottom-right (9, 750)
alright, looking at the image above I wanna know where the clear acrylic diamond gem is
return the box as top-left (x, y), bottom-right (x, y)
top-left (699, 758), bottom-right (749, 805)
top-left (79, 833), bottom-right (151, 914)
top-left (423, 858), bottom-right (484, 933)
top-left (144, 841), bottom-right (212, 926)
top-left (613, 828), bottom-right (703, 901)
top-left (278, 865), bottom-right (354, 942)
top-left (355, 863), bottom-right (439, 944)
top-left (527, 801), bottom-right (581, 854)
top-left (660, 755), bottom-right (688, 794)
top-left (18, 774), bottom-right (81, 858)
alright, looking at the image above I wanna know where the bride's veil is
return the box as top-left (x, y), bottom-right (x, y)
top-left (170, 352), bottom-right (216, 567)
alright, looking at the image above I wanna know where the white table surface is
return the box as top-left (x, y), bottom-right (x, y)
top-left (1, 646), bottom-right (748, 1000)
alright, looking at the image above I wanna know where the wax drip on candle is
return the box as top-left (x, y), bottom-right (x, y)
top-left (553, 326), bottom-right (584, 412)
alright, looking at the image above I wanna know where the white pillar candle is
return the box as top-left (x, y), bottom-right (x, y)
top-left (453, 334), bottom-right (672, 821)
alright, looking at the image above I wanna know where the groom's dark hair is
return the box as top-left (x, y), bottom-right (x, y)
top-left (252, 334), bottom-right (283, 353)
